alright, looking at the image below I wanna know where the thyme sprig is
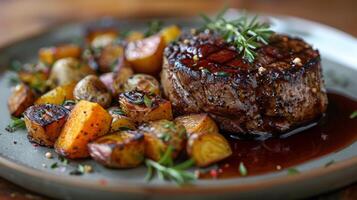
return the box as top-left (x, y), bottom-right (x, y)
top-left (145, 146), bottom-right (196, 185)
top-left (144, 20), bottom-right (163, 37)
top-left (201, 9), bottom-right (273, 62)
top-left (5, 117), bottom-right (26, 133)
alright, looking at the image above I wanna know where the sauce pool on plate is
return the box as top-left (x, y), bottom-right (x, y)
top-left (201, 92), bottom-right (357, 179)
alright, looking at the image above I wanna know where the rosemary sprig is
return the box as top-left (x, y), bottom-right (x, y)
top-left (144, 20), bottom-right (163, 37)
top-left (5, 117), bottom-right (26, 133)
top-left (201, 10), bottom-right (273, 62)
top-left (145, 146), bottom-right (196, 185)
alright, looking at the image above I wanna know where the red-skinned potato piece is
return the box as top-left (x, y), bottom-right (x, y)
top-left (125, 34), bottom-right (165, 75)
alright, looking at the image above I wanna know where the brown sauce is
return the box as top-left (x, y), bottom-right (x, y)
top-left (201, 92), bottom-right (357, 179)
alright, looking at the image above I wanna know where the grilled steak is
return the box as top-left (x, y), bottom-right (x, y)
top-left (161, 31), bottom-right (328, 136)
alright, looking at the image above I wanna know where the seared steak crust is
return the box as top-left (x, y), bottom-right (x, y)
top-left (161, 32), bottom-right (328, 136)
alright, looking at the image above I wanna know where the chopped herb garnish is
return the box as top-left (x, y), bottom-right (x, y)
top-left (145, 146), bottom-right (196, 185)
top-left (9, 60), bottom-right (22, 72)
top-left (349, 111), bottom-right (357, 119)
top-left (119, 126), bottom-right (132, 131)
top-left (287, 168), bottom-right (300, 175)
top-left (160, 133), bottom-right (172, 142)
top-left (58, 156), bottom-right (69, 165)
top-left (214, 71), bottom-right (229, 77)
top-left (62, 99), bottom-right (76, 107)
top-left (70, 164), bottom-right (85, 176)
top-left (50, 162), bottom-right (58, 169)
top-left (111, 108), bottom-right (126, 116)
top-left (239, 162), bottom-right (248, 176)
top-left (201, 9), bottom-right (273, 63)
top-left (201, 68), bottom-right (210, 73)
top-left (144, 20), bottom-right (163, 37)
top-left (324, 160), bottom-right (335, 167)
top-left (143, 95), bottom-right (153, 108)
top-left (5, 117), bottom-right (26, 133)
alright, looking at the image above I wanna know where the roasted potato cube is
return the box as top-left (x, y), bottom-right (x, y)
top-left (125, 34), bottom-right (165, 75)
top-left (187, 131), bottom-right (232, 167)
top-left (35, 83), bottom-right (76, 105)
top-left (139, 119), bottom-right (186, 161)
top-left (55, 100), bottom-right (112, 159)
top-left (175, 114), bottom-right (219, 136)
top-left (88, 131), bottom-right (144, 168)
top-left (49, 58), bottom-right (95, 87)
top-left (124, 74), bottom-right (160, 95)
top-left (85, 28), bottom-right (118, 44)
top-left (73, 75), bottom-right (112, 108)
top-left (108, 107), bottom-right (136, 133)
top-left (97, 44), bottom-right (124, 73)
top-left (126, 31), bottom-right (144, 42)
top-left (112, 60), bottom-right (134, 96)
top-left (39, 44), bottom-right (81, 65)
top-left (119, 91), bottom-right (173, 124)
top-left (24, 104), bottom-right (70, 147)
top-left (8, 84), bottom-right (35, 117)
top-left (161, 25), bottom-right (181, 44)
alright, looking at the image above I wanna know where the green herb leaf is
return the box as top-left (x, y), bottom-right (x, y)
top-left (143, 95), bottom-right (153, 108)
top-left (5, 117), bottom-right (26, 133)
top-left (324, 160), bottom-right (335, 167)
top-left (201, 9), bottom-right (273, 62)
top-left (145, 146), bottom-right (196, 185)
top-left (144, 20), bottom-right (163, 37)
top-left (119, 126), bottom-right (132, 131)
top-left (239, 162), bottom-right (248, 176)
top-left (287, 168), bottom-right (300, 175)
top-left (69, 164), bottom-right (85, 176)
top-left (50, 162), bottom-right (58, 169)
top-left (58, 156), bottom-right (69, 165)
top-left (62, 99), bottom-right (76, 107)
top-left (350, 111), bottom-right (357, 119)
top-left (111, 108), bottom-right (126, 116)
top-left (214, 71), bottom-right (229, 77)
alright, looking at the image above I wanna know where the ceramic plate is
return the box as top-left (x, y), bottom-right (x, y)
top-left (0, 9), bottom-right (356, 200)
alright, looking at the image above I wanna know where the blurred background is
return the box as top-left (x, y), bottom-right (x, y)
top-left (1, 0), bottom-right (357, 47)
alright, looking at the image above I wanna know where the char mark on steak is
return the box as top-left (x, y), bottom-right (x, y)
top-left (161, 31), bottom-right (328, 136)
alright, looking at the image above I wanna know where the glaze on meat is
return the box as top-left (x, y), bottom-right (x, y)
top-left (161, 31), bottom-right (328, 136)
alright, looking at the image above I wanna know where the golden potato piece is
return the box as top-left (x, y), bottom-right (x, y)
top-left (119, 91), bottom-right (173, 124)
top-left (35, 83), bottom-right (76, 105)
top-left (8, 84), bottom-right (35, 117)
top-left (55, 100), bottom-right (112, 159)
top-left (124, 74), bottom-right (160, 95)
top-left (108, 107), bottom-right (136, 133)
top-left (24, 104), bottom-right (70, 147)
top-left (125, 34), bottom-right (165, 75)
top-left (126, 31), bottom-right (144, 42)
top-left (175, 114), bottom-right (219, 136)
top-left (139, 119), bottom-right (186, 161)
top-left (187, 131), bottom-right (232, 167)
top-left (161, 25), bottom-right (181, 44)
top-left (39, 44), bottom-right (81, 65)
top-left (73, 75), bottom-right (112, 108)
top-left (49, 58), bottom-right (95, 87)
top-left (88, 131), bottom-right (145, 168)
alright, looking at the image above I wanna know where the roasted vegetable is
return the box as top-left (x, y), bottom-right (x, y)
top-left (126, 31), bottom-right (144, 42)
top-left (88, 131), bottom-right (145, 168)
top-left (73, 75), bottom-right (112, 108)
top-left (85, 28), bottom-right (118, 44)
top-left (125, 34), bottom-right (165, 75)
top-left (35, 83), bottom-right (76, 105)
top-left (55, 100), bottom-right (112, 159)
top-left (124, 74), bottom-right (160, 95)
top-left (161, 25), bottom-right (181, 44)
top-left (112, 60), bottom-right (134, 96)
top-left (49, 58), bottom-right (95, 87)
top-left (24, 104), bottom-right (70, 147)
top-left (175, 114), bottom-right (219, 136)
top-left (187, 131), bottom-right (232, 167)
top-left (139, 119), bottom-right (186, 161)
top-left (119, 91), bottom-right (173, 123)
top-left (108, 107), bottom-right (136, 133)
top-left (91, 34), bottom-right (117, 49)
top-left (96, 44), bottom-right (124, 73)
top-left (18, 70), bottom-right (48, 93)
top-left (8, 84), bottom-right (35, 117)
top-left (39, 44), bottom-right (81, 65)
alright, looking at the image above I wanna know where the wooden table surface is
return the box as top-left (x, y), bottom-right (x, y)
top-left (1, 0), bottom-right (356, 199)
